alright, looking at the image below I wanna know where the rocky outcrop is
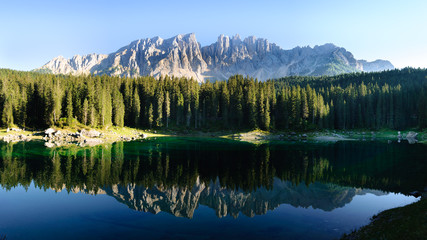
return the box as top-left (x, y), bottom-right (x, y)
top-left (40, 54), bottom-right (109, 75)
top-left (1, 128), bottom-right (146, 147)
top-left (36, 34), bottom-right (394, 82)
top-left (406, 131), bottom-right (418, 144)
top-left (3, 134), bottom-right (29, 143)
top-left (42, 128), bottom-right (107, 147)
top-left (358, 59), bottom-right (395, 72)
top-left (80, 129), bottom-right (101, 138)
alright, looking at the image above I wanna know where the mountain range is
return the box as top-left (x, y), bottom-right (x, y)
top-left (58, 178), bottom-right (385, 219)
top-left (36, 33), bottom-right (394, 82)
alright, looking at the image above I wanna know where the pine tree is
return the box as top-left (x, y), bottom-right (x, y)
top-left (291, 87), bottom-right (301, 128)
top-left (148, 103), bottom-right (154, 129)
top-left (176, 93), bottom-right (184, 126)
top-left (52, 81), bottom-right (62, 124)
top-left (301, 90), bottom-right (309, 128)
top-left (395, 88), bottom-right (404, 129)
top-left (165, 91), bottom-right (170, 128)
top-left (82, 98), bottom-right (89, 126)
top-left (376, 93), bottom-right (382, 129)
top-left (112, 90), bottom-right (125, 127)
top-left (366, 94), bottom-right (374, 129)
top-left (89, 103), bottom-right (96, 127)
top-left (317, 94), bottom-right (325, 128)
top-left (220, 83), bottom-right (230, 128)
top-left (252, 88), bottom-right (261, 129)
top-left (18, 87), bottom-right (27, 128)
top-left (186, 102), bottom-right (191, 128)
top-left (133, 88), bottom-right (141, 127)
top-left (2, 95), bottom-right (13, 127)
top-left (264, 97), bottom-right (270, 130)
top-left (66, 90), bottom-right (73, 126)
top-left (388, 91), bottom-right (394, 129)
top-left (193, 83), bottom-right (200, 129)
top-left (156, 90), bottom-right (164, 127)
top-left (357, 103), bottom-right (363, 128)
top-left (329, 100), bottom-right (335, 129)
top-left (99, 88), bottom-right (112, 127)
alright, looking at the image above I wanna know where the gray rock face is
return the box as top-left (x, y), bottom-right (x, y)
top-left (357, 59), bottom-right (395, 72)
top-left (40, 54), bottom-right (109, 75)
top-left (36, 34), bottom-right (394, 82)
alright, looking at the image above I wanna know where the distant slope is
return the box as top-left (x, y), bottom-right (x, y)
top-left (36, 33), bottom-right (394, 82)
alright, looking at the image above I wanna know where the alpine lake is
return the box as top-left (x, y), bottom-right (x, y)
top-left (0, 137), bottom-right (425, 240)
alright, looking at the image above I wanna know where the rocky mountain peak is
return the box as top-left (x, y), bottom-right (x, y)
top-left (101, 179), bottom-right (386, 219)
top-left (36, 33), bottom-right (394, 82)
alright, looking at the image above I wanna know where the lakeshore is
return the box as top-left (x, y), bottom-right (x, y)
top-left (0, 129), bottom-right (425, 240)
top-left (0, 137), bottom-right (425, 240)
top-left (1, 127), bottom-right (425, 147)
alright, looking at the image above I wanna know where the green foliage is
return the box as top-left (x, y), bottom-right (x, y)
top-left (82, 98), bottom-right (89, 126)
top-left (112, 90), bottom-right (125, 127)
top-left (164, 91), bottom-right (170, 128)
top-left (132, 88), bottom-right (141, 127)
top-left (66, 90), bottom-right (73, 126)
top-left (0, 140), bottom-right (425, 196)
top-left (0, 68), bottom-right (426, 131)
top-left (148, 103), bottom-right (153, 128)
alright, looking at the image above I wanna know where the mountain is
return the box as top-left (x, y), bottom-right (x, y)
top-left (36, 33), bottom-right (394, 82)
top-left (53, 178), bottom-right (386, 219)
top-left (101, 178), bottom-right (385, 219)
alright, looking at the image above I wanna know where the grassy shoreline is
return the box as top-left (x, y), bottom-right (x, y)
top-left (1, 127), bottom-right (426, 146)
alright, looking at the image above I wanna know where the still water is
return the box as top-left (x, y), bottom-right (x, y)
top-left (0, 138), bottom-right (425, 239)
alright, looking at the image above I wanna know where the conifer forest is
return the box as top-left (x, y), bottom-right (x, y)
top-left (0, 68), bottom-right (426, 131)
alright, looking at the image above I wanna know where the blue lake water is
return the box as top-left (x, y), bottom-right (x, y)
top-left (0, 139), bottom-right (424, 239)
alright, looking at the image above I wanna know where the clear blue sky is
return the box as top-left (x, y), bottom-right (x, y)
top-left (1, 0), bottom-right (426, 70)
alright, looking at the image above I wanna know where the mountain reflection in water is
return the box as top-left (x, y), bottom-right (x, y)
top-left (0, 138), bottom-right (425, 219)
top-left (100, 179), bottom-right (385, 218)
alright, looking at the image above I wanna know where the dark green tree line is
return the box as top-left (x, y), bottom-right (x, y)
top-left (0, 68), bottom-right (426, 130)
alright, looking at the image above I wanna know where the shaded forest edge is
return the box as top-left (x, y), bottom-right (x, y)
top-left (0, 68), bottom-right (426, 132)
top-left (341, 195), bottom-right (426, 240)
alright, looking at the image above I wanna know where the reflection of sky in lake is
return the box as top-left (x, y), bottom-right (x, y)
top-left (0, 139), bottom-right (425, 239)
top-left (0, 182), bottom-right (418, 240)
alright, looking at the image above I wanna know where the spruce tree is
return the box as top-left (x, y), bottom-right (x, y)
top-left (186, 103), bottom-right (191, 128)
top-left (66, 90), bottom-right (73, 126)
top-left (148, 103), bottom-right (154, 128)
top-left (301, 90), bottom-right (309, 128)
top-left (264, 97), bottom-right (270, 130)
top-left (82, 98), bottom-right (88, 126)
top-left (156, 90), bottom-right (164, 127)
top-left (133, 88), bottom-right (141, 127)
top-left (165, 91), bottom-right (170, 128)
top-left (176, 93), bottom-right (184, 126)
top-left (221, 83), bottom-right (230, 128)
top-left (52, 81), bottom-right (62, 124)
top-left (113, 90), bottom-right (125, 127)
top-left (2, 96), bottom-right (13, 127)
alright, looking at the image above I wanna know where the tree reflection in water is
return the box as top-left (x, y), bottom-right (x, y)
top-left (0, 139), bottom-right (424, 218)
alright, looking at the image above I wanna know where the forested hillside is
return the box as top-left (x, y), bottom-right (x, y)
top-left (0, 68), bottom-right (426, 130)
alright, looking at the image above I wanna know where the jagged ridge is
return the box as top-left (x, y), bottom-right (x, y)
top-left (101, 178), bottom-right (385, 219)
top-left (36, 33), bottom-right (394, 82)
